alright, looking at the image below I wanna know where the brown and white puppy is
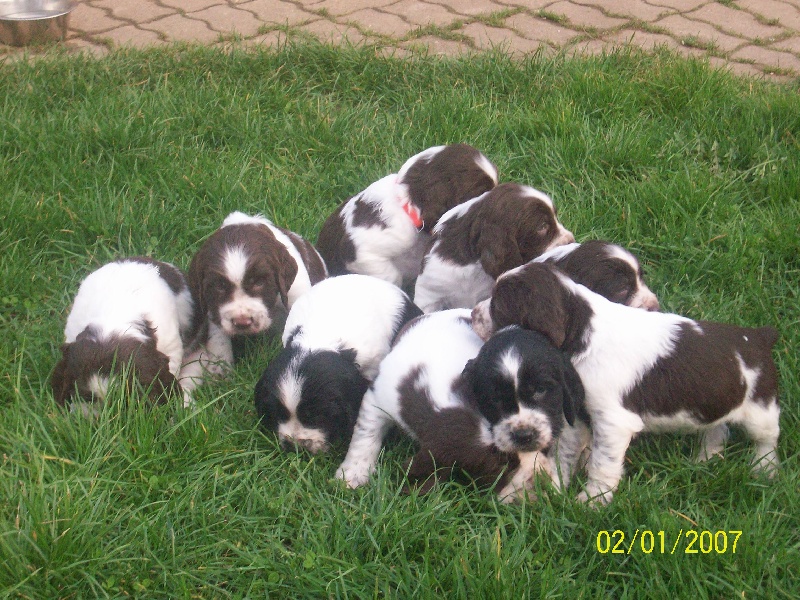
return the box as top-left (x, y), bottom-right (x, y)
top-left (51, 257), bottom-right (194, 412)
top-left (315, 144), bottom-right (498, 288)
top-left (413, 183), bottom-right (575, 312)
top-left (181, 212), bottom-right (327, 394)
top-left (472, 262), bottom-right (781, 505)
top-left (534, 240), bottom-right (660, 311)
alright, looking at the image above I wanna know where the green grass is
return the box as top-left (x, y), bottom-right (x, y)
top-left (1, 42), bottom-right (799, 598)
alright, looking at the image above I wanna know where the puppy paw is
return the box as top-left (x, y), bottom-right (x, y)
top-left (334, 464), bottom-right (371, 489)
top-left (577, 488), bottom-right (612, 507)
top-left (751, 453), bottom-right (779, 479)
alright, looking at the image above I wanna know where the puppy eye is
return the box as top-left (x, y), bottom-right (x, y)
top-left (536, 222), bottom-right (550, 236)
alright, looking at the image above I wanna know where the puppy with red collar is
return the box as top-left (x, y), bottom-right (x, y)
top-left (316, 144), bottom-right (498, 288)
top-left (180, 211), bottom-right (326, 395)
top-left (472, 262), bottom-right (780, 505)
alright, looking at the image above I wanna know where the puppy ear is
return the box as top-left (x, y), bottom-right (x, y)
top-left (490, 270), bottom-right (569, 349)
top-left (50, 345), bottom-right (73, 406)
top-left (131, 342), bottom-right (179, 404)
top-left (478, 225), bottom-right (523, 279)
top-left (275, 249), bottom-right (299, 308)
top-left (559, 354), bottom-right (584, 427)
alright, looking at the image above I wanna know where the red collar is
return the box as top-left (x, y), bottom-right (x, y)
top-left (399, 198), bottom-right (424, 230)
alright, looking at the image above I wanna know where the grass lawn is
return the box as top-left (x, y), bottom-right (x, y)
top-left (1, 42), bottom-right (798, 598)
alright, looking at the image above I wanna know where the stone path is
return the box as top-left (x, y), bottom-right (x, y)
top-left (2, 0), bottom-right (799, 82)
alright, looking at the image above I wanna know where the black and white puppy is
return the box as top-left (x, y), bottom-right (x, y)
top-left (534, 240), bottom-right (660, 311)
top-left (472, 262), bottom-right (781, 505)
top-left (315, 144), bottom-right (498, 287)
top-left (51, 257), bottom-right (194, 411)
top-left (413, 182), bottom-right (575, 312)
top-left (462, 326), bottom-right (587, 501)
top-left (181, 211), bottom-right (327, 393)
top-left (254, 274), bottom-right (422, 454)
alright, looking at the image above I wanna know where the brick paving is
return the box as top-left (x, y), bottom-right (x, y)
top-left (1, 0), bottom-right (799, 81)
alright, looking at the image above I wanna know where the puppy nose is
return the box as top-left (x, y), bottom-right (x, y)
top-left (232, 315), bottom-right (254, 328)
top-left (510, 428), bottom-right (537, 448)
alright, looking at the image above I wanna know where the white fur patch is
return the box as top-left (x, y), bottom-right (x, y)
top-left (492, 407), bottom-right (554, 453)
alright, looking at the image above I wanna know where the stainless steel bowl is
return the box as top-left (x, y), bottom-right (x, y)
top-left (0, 0), bottom-right (76, 46)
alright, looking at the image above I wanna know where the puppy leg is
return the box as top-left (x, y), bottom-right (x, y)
top-left (554, 421), bottom-right (592, 488)
top-left (696, 424), bottom-right (729, 462)
top-left (741, 399), bottom-right (780, 478)
top-left (179, 322), bottom-right (233, 404)
top-left (335, 392), bottom-right (393, 488)
top-left (498, 451), bottom-right (555, 504)
top-left (578, 423), bottom-right (635, 506)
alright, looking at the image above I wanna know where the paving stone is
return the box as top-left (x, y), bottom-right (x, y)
top-left (159, 0), bottom-right (223, 12)
top-left (604, 28), bottom-right (682, 51)
top-left (191, 5), bottom-right (264, 36)
top-left (690, 3), bottom-right (785, 40)
top-left (240, 0), bottom-right (318, 26)
top-left (242, 29), bottom-right (293, 48)
top-left (311, 0), bottom-right (399, 17)
top-left (71, 3), bottom-right (127, 34)
top-left (708, 56), bottom-right (767, 79)
top-left (104, 25), bottom-right (166, 48)
top-left (772, 36), bottom-right (800, 54)
top-left (299, 19), bottom-right (371, 44)
top-left (426, 0), bottom-right (506, 18)
top-left (653, 14), bottom-right (745, 52)
top-left (736, 0), bottom-right (800, 31)
top-left (382, 0), bottom-right (459, 28)
top-left (568, 38), bottom-right (612, 56)
top-left (90, 1), bottom-right (176, 23)
top-left (403, 35), bottom-right (472, 55)
top-left (491, 0), bottom-right (556, 9)
top-left (571, 0), bottom-right (666, 22)
top-left (142, 14), bottom-right (221, 43)
top-left (345, 9), bottom-right (415, 38)
top-left (461, 22), bottom-right (548, 54)
top-left (66, 38), bottom-right (112, 57)
top-left (505, 13), bottom-right (581, 46)
top-left (731, 44), bottom-right (800, 74)
top-left (544, 1), bottom-right (628, 30)
top-left (647, 0), bottom-right (708, 10)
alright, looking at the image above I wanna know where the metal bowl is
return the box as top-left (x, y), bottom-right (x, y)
top-left (0, 0), bottom-right (76, 47)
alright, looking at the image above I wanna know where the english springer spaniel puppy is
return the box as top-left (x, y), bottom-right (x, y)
top-left (534, 240), bottom-right (660, 311)
top-left (335, 309), bottom-right (493, 489)
top-left (462, 326), bottom-right (587, 502)
top-left (315, 144), bottom-right (498, 288)
top-left (472, 262), bottom-right (781, 505)
top-left (413, 183), bottom-right (575, 313)
top-left (181, 211), bottom-right (327, 393)
top-left (254, 274), bottom-right (422, 454)
top-left (51, 257), bottom-right (194, 411)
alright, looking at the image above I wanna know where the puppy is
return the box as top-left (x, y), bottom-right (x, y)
top-left (472, 262), bottom-right (780, 505)
top-left (181, 211), bottom-right (327, 393)
top-left (462, 326), bottom-right (587, 501)
top-left (335, 309), bottom-right (499, 489)
top-left (315, 144), bottom-right (498, 287)
top-left (254, 274), bottom-right (422, 454)
top-left (413, 183), bottom-right (575, 312)
top-left (51, 257), bottom-right (194, 411)
top-left (534, 240), bottom-right (660, 311)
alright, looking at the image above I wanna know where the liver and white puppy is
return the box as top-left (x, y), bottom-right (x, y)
top-left (315, 144), bottom-right (498, 287)
top-left (335, 309), bottom-right (498, 489)
top-left (534, 240), bottom-right (660, 311)
top-left (472, 263), bottom-right (780, 505)
top-left (413, 183), bottom-right (575, 312)
top-left (254, 274), bottom-right (422, 454)
top-left (181, 211), bottom-right (326, 393)
top-left (51, 257), bottom-right (194, 411)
